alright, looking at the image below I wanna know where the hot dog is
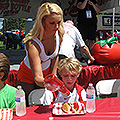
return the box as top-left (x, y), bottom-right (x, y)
top-left (44, 74), bottom-right (70, 96)
top-left (61, 102), bottom-right (83, 114)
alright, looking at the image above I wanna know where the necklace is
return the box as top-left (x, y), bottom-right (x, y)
top-left (42, 34), bottom-right (55, 41)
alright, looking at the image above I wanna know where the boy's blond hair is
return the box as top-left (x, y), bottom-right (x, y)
top-left (58, 57), bottom-right (82, 75)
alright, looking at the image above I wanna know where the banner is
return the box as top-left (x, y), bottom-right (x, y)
top-left (0, 0), bottom-right (41, 18)
top-left (1, 0), bottom-right (120, 31)
top-left (0, 0), bottom-right (78, 20)
top-left (97, 15), bottom-right (120, 30)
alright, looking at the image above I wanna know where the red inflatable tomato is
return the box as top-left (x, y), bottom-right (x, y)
top-left (91, 37), bottom-right (120, 65)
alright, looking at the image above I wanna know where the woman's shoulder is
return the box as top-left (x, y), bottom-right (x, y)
top-left (26, 38), bottom-right (42, 52)
top-left (26, 38), bottom-right (40, 44)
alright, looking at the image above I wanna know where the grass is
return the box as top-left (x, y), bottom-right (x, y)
top-left (0, 41), bottom-right (5, 49)
top-left (0, 41), bottom-right (20, 50)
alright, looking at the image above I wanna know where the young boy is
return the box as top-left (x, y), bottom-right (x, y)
top-left (41, 57), bottom-right (86, 105)
top-left (0, 53), bottom-right (17, 109)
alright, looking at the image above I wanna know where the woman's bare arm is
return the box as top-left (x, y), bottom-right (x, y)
top-left (50, 55), bottom-right (59, 75)
top-left (26, 40), bottom-right (44, 87)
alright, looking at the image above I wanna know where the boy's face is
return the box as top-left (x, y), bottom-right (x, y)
top-left (60, 68), bottom-right (79, 91)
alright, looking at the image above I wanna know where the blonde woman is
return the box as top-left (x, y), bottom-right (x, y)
top-left (17, 2), bottom-right (64, 105)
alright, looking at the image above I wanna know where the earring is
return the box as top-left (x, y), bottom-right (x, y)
top-left (43, 23), bottom-right (45, 28)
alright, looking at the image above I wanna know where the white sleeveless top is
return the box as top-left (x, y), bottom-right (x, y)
top-left (24, 31), bottom-right (60, 71)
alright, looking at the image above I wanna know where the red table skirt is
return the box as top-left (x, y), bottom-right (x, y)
top-left (78, 64), bottom-right (120, 89)
top-left (3, 64), bottom-right (120, 89)
top-left (13, 97), bottom-right (120, 120)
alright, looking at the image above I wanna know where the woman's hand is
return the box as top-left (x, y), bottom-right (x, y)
top-left (44, 82), bottom-right (60, 92)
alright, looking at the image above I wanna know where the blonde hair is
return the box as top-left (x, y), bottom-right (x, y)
top-left (0, 53), bottom-right (10, 81)
top-left (58, 57), bottom-right (82, 75)
top-left (23, 2), bottom-right (64, 44)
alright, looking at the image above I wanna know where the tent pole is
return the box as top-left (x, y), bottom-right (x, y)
top-left (112, 8), bottom-right (115, 37)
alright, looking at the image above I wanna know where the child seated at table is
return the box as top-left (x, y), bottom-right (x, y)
top-left (0, 53), bottom-right (17, 109)
top-left (41, 57), bottom-right (86, 105)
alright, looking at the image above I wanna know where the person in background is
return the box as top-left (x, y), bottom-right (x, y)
top-left (17, 2), bottom-right (64, 106)
top-left (19, 33), bottom-right (25, 49)
top-left (40, 57), bottom-right (86, 105)
top-left (5, 32), bottom-right (13, 50)
top-left (12, 32), bottom-right (20, 49)
top-left (77, 0), bottom-right (100, 49)
top-left (0, 53), bottom-right (17, 109)
top-left (59, 20), bottom-right (95, 63)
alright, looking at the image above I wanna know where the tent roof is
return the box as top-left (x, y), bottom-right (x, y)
top-left (98, 0), bottom-right (120, 13)
top-left (0, 0), bottom-right (120, 18)
top-left (100, 6), bottom-right (120, 13)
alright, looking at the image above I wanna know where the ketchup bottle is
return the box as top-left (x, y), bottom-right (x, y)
top-left (44, 74), bottom-right (70, 96)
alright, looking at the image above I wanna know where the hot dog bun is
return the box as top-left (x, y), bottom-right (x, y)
top-left (62, 102), bottom-right (83, 114)
top-left (61, 103), bottom-right (71, 113)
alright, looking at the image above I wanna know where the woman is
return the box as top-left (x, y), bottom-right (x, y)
top-left (17, 2), bottom-right (64, 105)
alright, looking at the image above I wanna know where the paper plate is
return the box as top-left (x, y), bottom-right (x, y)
top-left (52, 102), bottom-right (86, 115)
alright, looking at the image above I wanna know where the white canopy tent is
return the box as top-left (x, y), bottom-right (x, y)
top-left (0, 0), bottom-right (78, 19)
top-left (0, 0), bottom-right (120, 34)
top-left (0, 0), bottom-right (119, 18)
top-left (98, 0), bottom-right (120, 36)
top-left (98, 0), bottom-right (120, 11)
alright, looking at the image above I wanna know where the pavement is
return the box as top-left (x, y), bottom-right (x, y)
top-left (0, 49), bottom-right (24, 71)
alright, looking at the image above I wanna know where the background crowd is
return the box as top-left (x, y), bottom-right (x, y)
top-left (0, 30), bottom-right (25, 50)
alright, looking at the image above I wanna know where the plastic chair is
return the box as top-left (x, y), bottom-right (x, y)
top-left (28, 88), bottom-right (45, 106)
top-left (96, 79), bottom-right (120, 98)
